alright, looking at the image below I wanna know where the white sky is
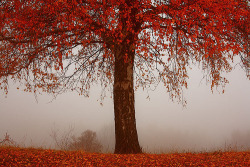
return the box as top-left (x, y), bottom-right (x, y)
top-left (0, 60), bottom-right (250, 153)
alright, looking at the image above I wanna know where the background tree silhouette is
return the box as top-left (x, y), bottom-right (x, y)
top-left (0, 0), bottom-right (249, 153)
top-left (68, 130), bottom-right (103, 153)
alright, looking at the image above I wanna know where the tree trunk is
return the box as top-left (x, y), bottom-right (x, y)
top-left (113, 44), bottom-right (142, 154)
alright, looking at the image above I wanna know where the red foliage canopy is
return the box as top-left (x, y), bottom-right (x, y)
top-left (0, 0), bottom-right (249, 100)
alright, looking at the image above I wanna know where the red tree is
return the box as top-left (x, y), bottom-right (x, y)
top-left (0, 0), bottom-right (249, 154)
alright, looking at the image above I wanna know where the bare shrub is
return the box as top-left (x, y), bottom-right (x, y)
top-left (0, 132), bottom-right (18, 147)
top-left (50, 125), bottom-right (74, 150)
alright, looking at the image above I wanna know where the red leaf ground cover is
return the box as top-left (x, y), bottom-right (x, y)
top-left (1, 146), bottom-right (250, 166)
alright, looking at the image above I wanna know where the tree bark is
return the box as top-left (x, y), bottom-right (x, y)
top-left (113, 44), bottom-right (142, 154)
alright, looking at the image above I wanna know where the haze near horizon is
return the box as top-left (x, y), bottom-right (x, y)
top-left (1, 60), bottom-right (250, 153)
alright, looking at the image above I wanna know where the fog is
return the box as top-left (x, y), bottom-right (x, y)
top-left (1, 62), bottom-right (250, 153)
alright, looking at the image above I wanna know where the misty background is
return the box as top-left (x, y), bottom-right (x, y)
top-left (0, 59), bottom-right (250, 153)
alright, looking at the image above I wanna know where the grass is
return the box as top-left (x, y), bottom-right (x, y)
top-left (1, 146), bottom-right (250, 166)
